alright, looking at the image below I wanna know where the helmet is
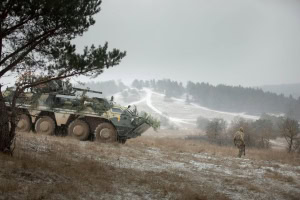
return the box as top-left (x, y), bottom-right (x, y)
top-left (239, 127), bottom-right (244, 132)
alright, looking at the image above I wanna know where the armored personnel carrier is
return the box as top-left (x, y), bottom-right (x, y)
top-left (3, 80), bottom-right (151, 143)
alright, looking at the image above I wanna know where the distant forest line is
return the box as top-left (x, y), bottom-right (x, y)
top-left (131, 79), bottom-right (300, 120)
top-left (78, 79), bottom-right (300, 121)
top-left (261, 83), bottom-right (300, 99)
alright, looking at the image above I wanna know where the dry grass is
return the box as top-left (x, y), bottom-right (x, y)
top-left (265, 171), bottom-right (295, 183)
top-left (0, 148), bottom-right (117, 199)
top-left (0, 180), bottom-right (19, 194)
top-left (0, 154), bottom-right (225, 200)
top-left (230, 178), bottom-right (262, 193)
top-left (0, 142), bottom-right (228, 200)
top-left (245, 148), bottom-right (300, 166)
top-left (1, 131), bottom-right (299, 200)
top-left (127, 136), bottom-right (300, 166)
top-left (278, 188), bottom-right (300, 200)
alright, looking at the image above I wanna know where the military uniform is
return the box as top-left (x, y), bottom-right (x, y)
top-left (234, 127), bottom-right (245, 158)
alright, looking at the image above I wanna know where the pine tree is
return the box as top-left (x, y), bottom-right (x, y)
top-left (0, 0), bottom-right (126, 153)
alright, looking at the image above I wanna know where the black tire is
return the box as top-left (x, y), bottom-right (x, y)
top-left (94, 122), bottom-right (117, 143)
top-left (68, 120), bottom-right (90, 141)
top-left (35, 116), bottom-right (55, 135)
top-left (16, 114), bottom-right (32, 132)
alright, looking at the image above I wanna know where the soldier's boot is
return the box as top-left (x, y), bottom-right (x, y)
top-left (238, 148), bottom-right (242, 158)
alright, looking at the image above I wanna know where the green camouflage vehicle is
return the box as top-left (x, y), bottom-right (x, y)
top-left (3, 80), bottom-right (151, 143)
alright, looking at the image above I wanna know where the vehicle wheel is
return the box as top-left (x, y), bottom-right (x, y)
top-left (16, 114), bottom-right (31, 132)
top-left (94, 123), bottom-right (117, 143)
top-left (68, 120), bottom-right (90, 141)
top-left (35, 116), bottom-right (55, 135)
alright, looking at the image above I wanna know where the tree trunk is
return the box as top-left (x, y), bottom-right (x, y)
top-left (0, 85), bottom-right (12, 153)
top-left (289, 137), bottom-right (293, 153)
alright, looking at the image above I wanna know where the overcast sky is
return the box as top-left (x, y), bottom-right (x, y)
top-left (73, 0), bottom-right (300, 87)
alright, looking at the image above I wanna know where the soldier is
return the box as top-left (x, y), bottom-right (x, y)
top-left (233, 127), bottom-right (246, 158)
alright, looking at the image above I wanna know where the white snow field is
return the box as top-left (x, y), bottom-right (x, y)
top-left (114, 88), bottom-right (259, 128)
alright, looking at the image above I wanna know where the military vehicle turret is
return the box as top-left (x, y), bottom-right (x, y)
top-left (3, 80), bottom-right (152, 143)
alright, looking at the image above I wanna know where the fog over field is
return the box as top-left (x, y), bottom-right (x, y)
top-left (73, 0), bottom-right (300, 87)
top-left (71, 0), bottom-right (300, 128)
top-left (261, 83), bottom-right (300, 99)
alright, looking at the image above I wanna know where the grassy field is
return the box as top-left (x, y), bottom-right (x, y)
top-left (1, 132), bottom-right (300, 200)
top-left (129, 136), bottom-right (300, 166)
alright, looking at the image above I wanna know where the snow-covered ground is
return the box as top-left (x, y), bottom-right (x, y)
top-left (114, 88), bottom-right (259, 128)
top-left (10, 132), bottom-right (300, 200)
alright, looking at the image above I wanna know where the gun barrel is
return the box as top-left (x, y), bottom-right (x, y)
top-left (73, 87), bottom-right (102, 94)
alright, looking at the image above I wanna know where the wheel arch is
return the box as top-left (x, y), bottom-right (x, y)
top-left (35, 111), bottom-right (56, 125)
top-left (84, 116), bottom-right (116, 133)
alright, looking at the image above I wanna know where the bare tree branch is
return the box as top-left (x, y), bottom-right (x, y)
top-left (2, 15), bottom-right (38, 38)
top-left (0, 0), bottom-right (15, 20)
top-left (0, 28), bottom-right (57, 67)
top-left (0, 29), bottom-right (57, 77)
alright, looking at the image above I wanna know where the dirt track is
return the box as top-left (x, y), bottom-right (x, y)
top-left (1, 132), bottom-right (300, 200)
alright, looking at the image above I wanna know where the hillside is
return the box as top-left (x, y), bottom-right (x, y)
top-left (131, 79), bottom-right (300, 120)
top-left (261, 83), bottom-right (300, 99)
top-left (1, 132), bottom-right (300, 200)
top-left (74, 80), bottom-right (300, 121)
top-left (114, 88), bottom-right (259, 129)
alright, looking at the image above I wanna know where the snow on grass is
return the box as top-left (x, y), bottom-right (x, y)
top-left (14, 132), bottom-right (300, 200)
